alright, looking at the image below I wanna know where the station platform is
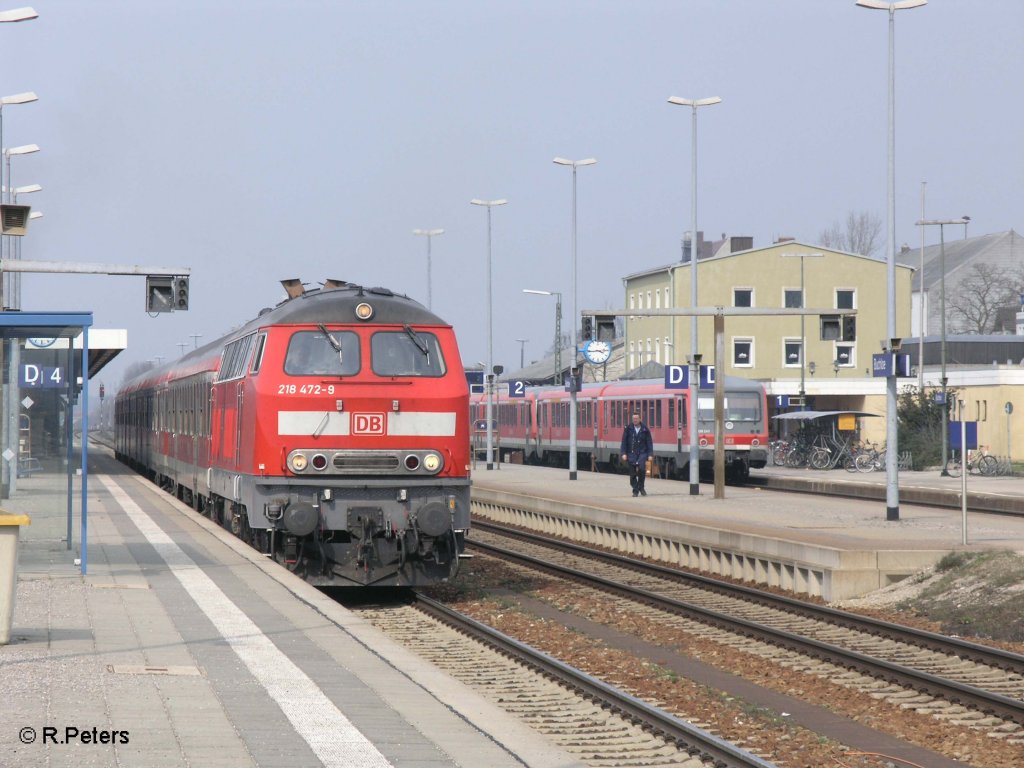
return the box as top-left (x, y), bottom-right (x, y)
top-left (1, 453), bottom-right (583, 768)
top-left (470, 463), bottom-right (1024, 602)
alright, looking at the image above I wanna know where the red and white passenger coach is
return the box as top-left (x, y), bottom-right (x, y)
top-left (472, 375), bottom-right (769, 481)
top-left (115, 281), bottom-right (470, 586)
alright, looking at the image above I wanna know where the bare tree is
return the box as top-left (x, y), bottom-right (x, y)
top-left (119, 360), bottom-right (155, 389)
top-left (946, 263), bottom-right (1020, 333)
top-left (817, 210), bottom-right (883, 256)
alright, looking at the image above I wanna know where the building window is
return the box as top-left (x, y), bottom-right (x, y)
top-left (733, 338), bottom-right (753, 367)
top-left (784, 288), bottom-right (802, 308)
top-left (835, 344), bottom-right (855, 368)
top-left (647, 290), bottom-right (652, 308)
top-left (664, 336), bottom-right (671, 362)
top-left (629, 341), bottom-right (635, 369)
top-left (664, 287), bottom-right (670, 307)
top-left (655, 289), bottom-right (661, 309)
top-left (655, 341), bottom-right (660, 362)
top-left (733, 288), bottom-right (753, 307)
top-left (836, 289), bottom-right (855, 310)
top-left (821, 315), bottom-right (856, 342)
top-left (630, 293), bottom-right (635, 310)
top-left (784, 339), bottom-right (802, 367)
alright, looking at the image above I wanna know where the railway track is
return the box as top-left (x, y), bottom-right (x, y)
top-left (351, 594), bottom-right (775, 768)
top-left (469, 521), bottom-right (1024, 743)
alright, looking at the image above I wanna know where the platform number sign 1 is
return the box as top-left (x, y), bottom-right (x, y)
top-left (508, 380), bottom-right (528, 398)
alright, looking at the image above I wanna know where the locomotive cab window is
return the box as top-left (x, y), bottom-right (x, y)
top-left (371, 330), bottom-right (446, 377)
top-left (285, 330), bottom-right (359, 376)
top-left (697, 392), bottom-right (762, 423)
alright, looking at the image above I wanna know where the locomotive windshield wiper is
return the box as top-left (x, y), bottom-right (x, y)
top-left (318, 323), bottom-right (342, 352)
top-left (403, 324), bottom-right (429, 357)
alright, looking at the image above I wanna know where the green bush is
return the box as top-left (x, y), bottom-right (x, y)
top-left (897, 385), bottom-right (954, 470)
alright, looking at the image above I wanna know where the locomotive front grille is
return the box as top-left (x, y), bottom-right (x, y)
top-left (332, 452), bottom-right (401, 471)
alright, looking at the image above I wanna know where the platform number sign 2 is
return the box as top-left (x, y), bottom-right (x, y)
top-left (508, 380), bottom-right (528, 399)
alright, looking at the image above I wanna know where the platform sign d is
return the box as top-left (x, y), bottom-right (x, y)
top-left (664, 365), bottom-right (688, 389)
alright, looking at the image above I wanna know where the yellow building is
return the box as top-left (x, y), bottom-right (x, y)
top-left (623, 240), bottom-right (914, 384)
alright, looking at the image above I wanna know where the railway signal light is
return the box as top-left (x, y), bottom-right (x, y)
top-left (581, 315), bottom-right (593, 340)
top-left (174, 276), bottom-right (190, 310)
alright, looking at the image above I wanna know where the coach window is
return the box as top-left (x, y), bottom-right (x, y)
top-left (371, 331), bottom-right (446, 377)
top-left (285, 330), bottom-right (359, 376)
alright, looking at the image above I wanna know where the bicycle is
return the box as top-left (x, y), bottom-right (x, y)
top-left (945, 448), bottom-right (998, 478)
top-left (853, 442), bottom-right (885, 472)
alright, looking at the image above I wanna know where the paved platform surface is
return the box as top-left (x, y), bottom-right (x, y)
top-left (1, 454), bottom-right (583, 768)
top-left (471, 462), bottom-right (1024, 555)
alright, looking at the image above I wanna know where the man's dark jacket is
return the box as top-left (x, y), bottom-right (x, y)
top-left (620, 422), bottom-right (653, 466)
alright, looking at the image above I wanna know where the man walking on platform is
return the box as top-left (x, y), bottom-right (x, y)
top-left (621, 411), bottom-right (653, 497)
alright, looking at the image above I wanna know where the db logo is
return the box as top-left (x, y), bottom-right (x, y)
top-left (352, 413), bottom-right (385, 435)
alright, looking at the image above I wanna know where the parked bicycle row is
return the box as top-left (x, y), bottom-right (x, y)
top-left (769, 423), bottom-right (883, 472)
top-left (770, 427), bottom-right (1012, 477)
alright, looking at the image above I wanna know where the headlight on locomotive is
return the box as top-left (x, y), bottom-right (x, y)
top-left (422, 452), bottom-right (442, 473)
top-left (288, 452), bottom-right (308, 472)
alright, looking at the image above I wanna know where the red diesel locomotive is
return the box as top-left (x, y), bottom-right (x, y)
top-left (115, 281), bottom-right (471, 587)
top-left (472, 376), bottom-right (769, 481)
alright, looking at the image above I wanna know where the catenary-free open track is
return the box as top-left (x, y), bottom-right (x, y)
top-left (469, 520), bottom-right (1024, 738)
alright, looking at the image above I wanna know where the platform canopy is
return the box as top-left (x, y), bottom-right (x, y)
top-left (772, 410), bottom-right (880, 421)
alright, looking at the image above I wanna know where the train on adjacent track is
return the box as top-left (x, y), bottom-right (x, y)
top-left (470, 375), bottom-right (770, 481)
top-left (114, 280), bottom-right (471, 587)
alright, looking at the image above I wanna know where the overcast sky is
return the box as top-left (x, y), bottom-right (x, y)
top-left (4, 0), bottom-right (1021, 390)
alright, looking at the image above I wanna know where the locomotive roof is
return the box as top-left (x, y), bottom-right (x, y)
top-left (250, 284), bottom-right (446, 329)
top-left (118, 284), bottom-right (447, 394)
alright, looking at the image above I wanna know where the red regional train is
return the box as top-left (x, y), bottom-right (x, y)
top-left (471, 376), bottom-right (769, 481)
top-left (115, 281), bottom-right (471, 587)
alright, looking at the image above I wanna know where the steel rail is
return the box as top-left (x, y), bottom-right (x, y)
top-left (413, 592), bottom-right (776, 768)
top-left (474, 520), bottom-right (1024, 674)
top-left (470, 523), bottom-right (1024, 726)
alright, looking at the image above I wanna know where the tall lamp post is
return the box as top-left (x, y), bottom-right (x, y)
top-left (2, 143), bottom-right (38, 310)
top-left (916, 217), bottom-right (968, 475)
top-left (470, 198), bottom-right (507, 471)
top-left (856, 0), bottom-right (926, 522)
top-left (412, 228), bottom-right (444, 311)
top-left (0, 93), bottom-right (37, 303)
top-left (553, 157), bottom-right (595, 481)
top-left (11, 182), bottom-right (40, 308)
top-left (781, 252), bottom-right (824, 404)
top-left (523, 289), bottom-right (562, 382)
top-left (668, 95), bottom-right (720, 496)
top-left (514, 338), bottom-right (528, 369)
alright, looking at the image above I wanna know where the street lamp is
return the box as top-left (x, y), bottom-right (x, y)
top-left (523, 289), bottom-right (562, 382)
top-left (0, 92), bottom-right (37, 198)
top-left (856, 0), bottom-right (926, 522)
top-left (0, 7), bottom-right (38, 22)
top-left (916, 217), bottom-right (968, 476)
top-left (781, 252), bottom-right (823, 405)
top-left (2, 143), bottom-right (38, 308)
top-left (669, 95), bottom-right (720, 496)
top-left (515, 338), bottom-right (528, 370)
top-left (412, 228), bottom-right (444, 311)
top-left (470, 198), bottom-right (507, 471)
top-left (11, 182), bottom-right (40, 309)
top-left (553, 157), bottom-right (595, 481)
